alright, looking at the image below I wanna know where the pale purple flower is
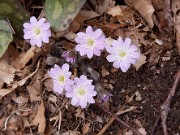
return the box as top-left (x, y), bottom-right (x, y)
top-left (75, 26), bottom-right (106, 59)
top-left (62, 50), bottom-right (76, 64)
top-left (48, 63), bottom-right (74, 94)
top-left (23, 16), bottom-right (51, 47)
top-left (66, 75), bottom-right (97, 108)
top-left (106, 37), bottom-right (140, 72)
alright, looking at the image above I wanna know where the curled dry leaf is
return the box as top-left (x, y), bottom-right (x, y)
top-left (124, 0), bottom-right (155, 28)
top-left (31, 101), bottom-right (46, 134)
top-left (134, 54), bottom-right (147, 71)
top-left (0, 59), bottom-right (15, 84)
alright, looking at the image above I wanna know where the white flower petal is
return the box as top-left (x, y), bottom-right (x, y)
top-left (36, 38), bottom-right (42, 47)
top-left (41, 36), bottom-right (49, 43)
top-left (93, 29), bottom-right (102, 38)
top-left (106, 55), bottom-right (117, 62)
top-left (123, 38), bottom-right (131, 49)
top-left (80, 98), bottom-right (87, 108)
top-left (71, 96), bottom-right (79, 106)
top-left (38, 18), bottom-right (46, 26)
top-left (30, 16), bottom-right (37, 25)
top-left (23, 23), bottom-right (32, 30)
top-left (87, 50), bottom-right (93, 59)
top-left (113, 60), bottom-right (120, 68)
top-left (86, 26), bottom-right (93, 35)
top-left (30, 39), bottom-right (36, 46)
top-left (62, 63), bottom-right (69, 71)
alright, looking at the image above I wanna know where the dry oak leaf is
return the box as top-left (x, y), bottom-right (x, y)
top-left (31, 101), bottom-right (46, 134)
top-left (134, 54), bottom-right (147, 71)
top-left (106, 5), bottom-right (123, 16)
top-left (124, 0), bottom-right (155, 28)
top-left (0, 59), bottom-right (15, 84)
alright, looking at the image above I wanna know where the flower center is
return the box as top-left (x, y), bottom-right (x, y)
top-left (87, 38), bottom-right (94, 46)
top-left (33, 27), bottom-right (41, 36)
top-left (119, 51), bottom-right (126, 57)
top-left (58, 76), bottom-right (65, 83)
top-left (78, 89), bottom-right (86, 96)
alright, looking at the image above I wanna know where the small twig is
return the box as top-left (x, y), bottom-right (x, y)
top-left (161, 69), bottom-right (180, 135)
top-left (150, 116), bottom-right (160, 135)
top-left (97, 106), bottom-right (137, 135)
top-left (95, 102), bottom-right (142, 135)
top-left (58, 110), bottom-right (62, 131)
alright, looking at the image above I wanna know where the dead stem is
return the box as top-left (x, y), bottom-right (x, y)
top-left (161, 69), bottom-right (180, 135)
top-left (95, 102), bottom-right (142, 135)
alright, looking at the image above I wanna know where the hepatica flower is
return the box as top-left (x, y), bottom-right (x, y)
top-left (23, 16), bottom-right (51, 47)
top-left (75, 26), bottom-right (106, 59)
top-left (106, 37), bottom-right (140, 72)
top-left (48, 63), bottom-right (74, 94)
top-left (66, 75), bottom-right (97, 108)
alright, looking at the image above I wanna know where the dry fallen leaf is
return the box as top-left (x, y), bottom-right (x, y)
top-left (173, 0), bottom-right (180, 55)
top-left (106, 5), bottom-right (123, 16)
top-left (138, 128), bottom-right (147, 135)
top-left (27, 70), bottom-right (43, 102)
top-left (31, 101), bottom-right (46, 134)
top-left (124, 0), bottom-right (155, 28)
top-left (124, 130), bottom-right (133, 135)
top-left (75, 108), bottom-right (85, 120)
top-left (77, 9), bottom-right (100, 21)
top-left (62, 131), bottom-right (80, 135)
top-left (11, 46), bottom-right (36, 69)
top-left (96, 0), bottom-right (116, 14)
top-left (0, 59), bottom-right (15, 84)
top-left (82, 122), bottom-right (90, 135)
top-left (101, 66), bottom-right (110, 77)
top-left (134, 54), bottom-right (147, 71)
top-left (135, 91), bottom-right (142, 101)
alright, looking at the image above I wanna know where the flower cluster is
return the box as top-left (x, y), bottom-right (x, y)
top-left (23, 16), bottom-right (51, 47)
top-left (23, 17), bottom-right (141, 108)
top-left (48, 64), bottom-right (97, 108)
top-left (75, 26), bottom-right (140, 72)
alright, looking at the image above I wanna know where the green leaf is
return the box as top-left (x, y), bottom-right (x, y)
top-left (0, 0), bottom-right (29, 37)
top-left (45, 0), bottom-right (86, 31)
top-left (0, 19), bottom-right (13, 58)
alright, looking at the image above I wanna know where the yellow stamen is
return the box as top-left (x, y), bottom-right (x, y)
top-left (119, 51), bottom-right (126, 57)
top-left (34, 27), bottom-right (41, 35)
top-left (58, 76), bottom-right (65, 83)
top-left (87, 38), bottom-right (94, 46)
top-left (78, 89), bottom-right (85, 96)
